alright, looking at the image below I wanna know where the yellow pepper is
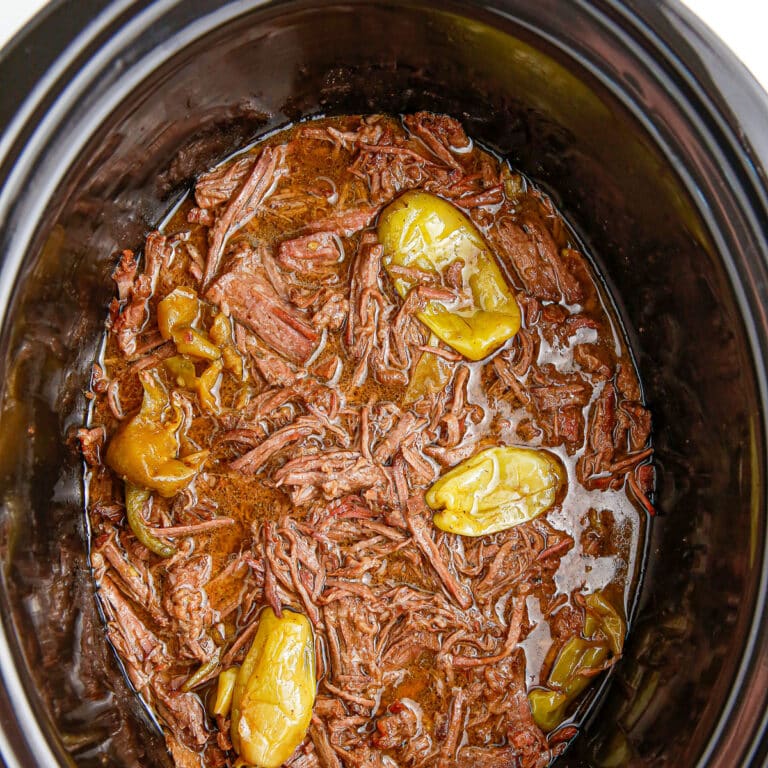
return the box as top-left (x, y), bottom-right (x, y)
top-left (231, 608), bottom-right (316, 768)
top-left (529, 638), bottom-right (609, 731)
top-left (157, 288), bottom-right (200, 340)
top-left (158, 287), bottom-right (222, 361)
top-left (404, 334), bottom-right (452, 404)
top-left (212, 666), bottom-right (239, 717)
top-left (378, 191), bottom-right (521, 360)
top-left (584, 591), bottom-right (626, 655)
top-left (426, 446), bottom-right (565, 536)
top-left (164, 355), bottom-right (222, 415)
top-left (208, 312), bottom-right (230, 346)
top-left (172, 327), bottom-right (221, 361)
top-left (165, 356), bottom-right (198, 389)
top-left (210, 313), bottom-right (245, 379)
top-left (105, 369), bottom-right (207, 497)
top-left (528, 591), bottom-right (627, 732)
top-left (222, 347), bottom-right (244, 379)
top-left (197, 359), bottom-right (223, 414)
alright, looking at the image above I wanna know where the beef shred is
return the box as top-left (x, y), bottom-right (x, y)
top-left (84, 113), bottom-right (653, 768)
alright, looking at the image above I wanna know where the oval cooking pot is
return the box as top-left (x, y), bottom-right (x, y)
top-left (0, 1), bottom-right (767, 766)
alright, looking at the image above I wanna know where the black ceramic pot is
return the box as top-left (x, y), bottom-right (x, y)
top-left (0, 1), bottom-right (766, 766)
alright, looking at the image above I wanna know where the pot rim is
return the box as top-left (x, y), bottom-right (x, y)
top-left (0, 1), bottom-right (767, 766)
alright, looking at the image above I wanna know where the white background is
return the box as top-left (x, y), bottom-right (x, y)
top-left (1, 1), bottom-right (767, 91)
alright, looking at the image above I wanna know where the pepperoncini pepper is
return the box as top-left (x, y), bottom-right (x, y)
top-left (182, 650), bottom-right (222, 693)
top-left (529, 638), bottom-right (610, 731)
top-left (231, 608), bottom-right (316, 768)
top-left (528, 590), bottom-right (627, 732)
top-left (105, 369), bottom-right (207, 497)
top-left (212, 666), bottom-right (239, 718)
top-left (404, 334), bottom-right (452, 404)
top-left (158, 288), bottom-right (222, 361)
top-left (197, 359), bottom-right (223, 414)
top-left (160, 290), bottom-right (242, 413)
top-left (378, 191), bottom-right (521, 360)
top-left (157, 287), bottom-right (199, 337)
top-left (584, 591), bottom-right (626, 655)
top-left (426, 446), bottom-right (565, 536)
top-left (163, 355), bottom-right (223, 414)
top-left (210, 312), bottom-right (245, 379)
top-left (165, 356), bottom-right (198, 389)
top-left (124, 483), bottom-right (176, 558)
top-left (173, 326), bottom-right (222, 361)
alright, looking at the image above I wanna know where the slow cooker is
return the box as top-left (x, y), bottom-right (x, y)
top-left (0, 1), bottom-right (766, 766)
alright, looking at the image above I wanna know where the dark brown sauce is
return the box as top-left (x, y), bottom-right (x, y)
top-left (83, 114), bottom-right (653, 768)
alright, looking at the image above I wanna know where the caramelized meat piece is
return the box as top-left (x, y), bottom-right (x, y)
top-left (195, 156), bottom-right (253, 209)
top-left (77, 426), bottom-right (104, 466)
top-left (372, 702), bottom-right (419, 749)
top-left (403, 111), bottom-right (469, 170)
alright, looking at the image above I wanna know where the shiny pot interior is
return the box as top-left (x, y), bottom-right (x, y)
top-left (0, 1), bottom-right (767, 766)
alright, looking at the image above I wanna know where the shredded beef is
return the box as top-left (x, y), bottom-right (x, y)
top-left (204, 145), bottom-right (284, 285)
top-left (111, 232), bottom-right (167, 356)
top-left (278, 232), bottom-right (343, 277)
top-left (206, 245), bottom-right (319, 363)
top-left (77, 426), bottom-right (105, 466)
top-left (85, 113), bottom-right (652, 768)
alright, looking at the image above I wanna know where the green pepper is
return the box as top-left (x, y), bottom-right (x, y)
top-left (231, 608), bottom-right (316, 768)
top-left (426, 446), bottom-right (565, 536)
top-left (105, 369), bottom-right (207, 497)
top-left (528, 593), bottom-right (628, 732)
top-left (378, 191), bottom-right (521, 360)
top-left (548, 638), bottom-right (610, 690)
top-left (518, 470), bottom-right (627, 733)
top-left (125, 483), bottom-right (176, 558)
top-left (528, 688), bottom-right (570, 733)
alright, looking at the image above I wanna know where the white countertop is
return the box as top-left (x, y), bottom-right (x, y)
top-left (1, 1), bottom-right (766, 93)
